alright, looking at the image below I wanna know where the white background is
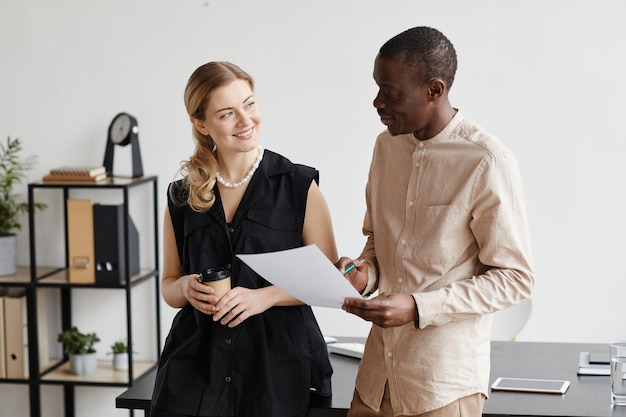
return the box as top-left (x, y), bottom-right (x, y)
top-left (2, 0), bottom-right (626, 415)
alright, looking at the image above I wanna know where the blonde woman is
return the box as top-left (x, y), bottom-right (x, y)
top-left (151, 61), bottom-right (338, 417)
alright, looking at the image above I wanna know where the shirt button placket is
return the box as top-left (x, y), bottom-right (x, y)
top-left (225, 338), bottom-right (233, 384)
top-left (386, 350), bottom-right (393, 366)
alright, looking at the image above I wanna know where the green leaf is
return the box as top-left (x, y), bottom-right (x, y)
top-left (0, 136), bottom-right (47, 235)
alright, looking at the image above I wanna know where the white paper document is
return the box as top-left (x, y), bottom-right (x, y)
top-left (236, 244), bottom-right (362, 309)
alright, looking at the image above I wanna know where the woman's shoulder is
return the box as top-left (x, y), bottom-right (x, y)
top-left (263, 149), bottom-right (318, 180)
top-left (167, 178), bottom-right (189, 208)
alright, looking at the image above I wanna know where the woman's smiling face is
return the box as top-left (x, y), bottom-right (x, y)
top-left (197, 78), bottom-right (261, 154)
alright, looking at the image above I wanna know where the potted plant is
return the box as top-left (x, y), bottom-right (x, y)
top-left (0, 136), bottom-right (46, 275)
top-left (108, 339), bottom-right (133, 371)
top-left (57, 326), bottom-right (100, 376)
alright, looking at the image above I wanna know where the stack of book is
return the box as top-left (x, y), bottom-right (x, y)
top-left (42, 166), bottom-right (108, 183)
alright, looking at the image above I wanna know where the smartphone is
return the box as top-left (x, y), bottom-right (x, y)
top-left (491, 377), bottom-right (570, 394)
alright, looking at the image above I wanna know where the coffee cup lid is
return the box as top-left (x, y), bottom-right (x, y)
top-left (199, 264), bottom-right (231, 282)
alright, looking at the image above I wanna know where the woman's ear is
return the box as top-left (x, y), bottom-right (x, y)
top-left (190, 116), bottom-right (209, 135)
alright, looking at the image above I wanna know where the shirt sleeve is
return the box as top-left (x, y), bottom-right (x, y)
top-left (361, 260), bottom-right (379, 296)
top-left (413, 150), bottom-right (534, 329)
top-left (359, 175), bottom-right (380, 295)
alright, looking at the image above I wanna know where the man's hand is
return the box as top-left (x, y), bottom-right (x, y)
top-left (336, 257), bottom-right (368, 293)
top-left (342, 293), bottom-right (418, 328)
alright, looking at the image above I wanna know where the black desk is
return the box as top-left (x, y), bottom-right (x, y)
top-left (486, 341), bottom-right (626, 417)
top-left (117, 341), bottom-right (626, 417)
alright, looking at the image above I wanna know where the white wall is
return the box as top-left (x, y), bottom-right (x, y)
top-left (2, 0), bottom-right (626, 415)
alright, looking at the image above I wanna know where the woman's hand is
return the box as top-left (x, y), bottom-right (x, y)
top-left (212, 286), bottom-right (280, 328)
top-left (183, 274), bottom-right (221, 315)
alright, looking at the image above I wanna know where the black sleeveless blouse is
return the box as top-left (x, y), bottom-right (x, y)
top-left (151, 150), bottom-right (333, 417)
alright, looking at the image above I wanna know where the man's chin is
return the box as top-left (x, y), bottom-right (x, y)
top-left (387, 126), bottom-right (402, 136)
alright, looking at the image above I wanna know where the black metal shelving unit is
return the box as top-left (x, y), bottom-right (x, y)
top-left (0, 176), bottom-right (162, 417)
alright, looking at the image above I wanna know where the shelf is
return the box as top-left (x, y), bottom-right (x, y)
top-left (34, 267), bottom-right (158, 287)
top-left (0, 266), bottom-right (57, 286)
top-left (41, 360), bottom-right (157, 386)
top-left (23, 175), bottom-right (161, 416)
top-left (32, 175), bottom-right (157, 189)
top-left (0, 266), bottom-right (30, 284)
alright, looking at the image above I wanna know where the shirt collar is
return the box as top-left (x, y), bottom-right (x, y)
top-left (415, 109), bottom-right (464, 145)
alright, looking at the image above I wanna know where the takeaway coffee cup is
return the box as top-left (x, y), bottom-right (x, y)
top-left (198, 265), bottom-right (231, 301)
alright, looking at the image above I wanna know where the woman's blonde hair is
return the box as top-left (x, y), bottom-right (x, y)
top-left (177, 61), bottom-right (254, 212)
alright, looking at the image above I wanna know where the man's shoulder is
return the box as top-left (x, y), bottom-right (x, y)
top-left (454, 116), bottom-right (511, 156)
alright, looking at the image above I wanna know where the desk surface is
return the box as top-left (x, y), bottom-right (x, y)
top-left (117, 340), bottom-right (626, 417)
top-left (486, 341), bottom-right (626, 417)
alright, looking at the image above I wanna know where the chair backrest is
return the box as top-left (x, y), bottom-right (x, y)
top-left (491, 298), bottom-right (533, 341)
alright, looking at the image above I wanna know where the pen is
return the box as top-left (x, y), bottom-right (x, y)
top-left (343, 263), bottom-right (356, 276)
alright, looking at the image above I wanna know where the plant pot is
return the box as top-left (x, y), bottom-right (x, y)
top-left (69, 352), bottom-right (97, 376)
top-left (0, 234), bottom-right (17, 276)
top-left (113, 352), bottom-right (129, 371)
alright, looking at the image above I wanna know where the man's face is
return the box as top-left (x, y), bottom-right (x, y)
top-left (372, 55), bottom-right (434, 138)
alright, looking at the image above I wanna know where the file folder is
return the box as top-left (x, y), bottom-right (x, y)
top-left (4, 292), bottom-right (28, 378)
top-left (36, 289), bottom-right (49, 369)
top-left (93, 204), bottom-right (140, 285)
top-left (67, 199), bottom-right (96, 284)
top-left (0, 296), bottom-right (6, 378)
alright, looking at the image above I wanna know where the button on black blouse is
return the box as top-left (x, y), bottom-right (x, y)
top-left (151, 150), bottom-right (333, 417)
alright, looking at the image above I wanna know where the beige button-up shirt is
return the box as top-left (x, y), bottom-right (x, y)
top-left (356, 111), bottom-right (534, 415)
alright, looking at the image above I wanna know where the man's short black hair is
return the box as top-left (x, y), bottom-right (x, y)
top-left (379, 26), bottom-right (458, 90)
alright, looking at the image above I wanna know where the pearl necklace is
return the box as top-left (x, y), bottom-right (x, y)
top-left (216, 147), bottom-right (264, 188)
